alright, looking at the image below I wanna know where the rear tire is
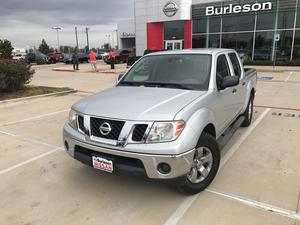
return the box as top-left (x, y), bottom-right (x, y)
top-left (178, 132), bottom-right (220, 195)
top-left (241, 95), bottom-right (254, 127)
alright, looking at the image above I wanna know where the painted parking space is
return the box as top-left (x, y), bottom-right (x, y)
top-left (0, 94), bottom-right (84, 126)
top-left (255, 82), bottom-right (300, 110)
top-left (1, 112), bottom-right (68, 147)
top-left (0, 135), bottom-right (52, 171)
top-left (178, 191), bottom-right (294, 225)
top-left (209, 109), bottom-right (300, 211)
top-left (0, 150), bottom-right (187, 225)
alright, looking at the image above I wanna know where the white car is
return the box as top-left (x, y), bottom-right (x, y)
top-left (13, 53), bottom-right (26, 61)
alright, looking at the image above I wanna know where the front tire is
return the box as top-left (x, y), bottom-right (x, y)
top-left (178, 132), bottom-right (220, 195)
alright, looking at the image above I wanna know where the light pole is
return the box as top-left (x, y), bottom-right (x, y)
top-left (52, 26), bottom-right (62, 52)
top-left (114, 29), bottom-right (119, 50)
top-left (75, 27), bottom-right (79, 50)
top-left (85, 27), bottom-right (90, 51)
top-left (106, 34), bottom-right (111, 49)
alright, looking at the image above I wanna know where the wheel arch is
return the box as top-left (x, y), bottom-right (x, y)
top-left (202, 123), bottom-right (216, 138)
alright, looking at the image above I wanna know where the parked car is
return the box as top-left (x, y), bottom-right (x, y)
top-left (12, 53), bottom-right (26, 61)
top-left (98, 51), bottom-right (108, 59)
top-left (127, 49), bottom-right (165, 67)
top-left (49, 53), bottom-right (64, 63)
top-left (26, 52), bottom-right (51, 64)
top-left (64, 53), bottom-right (89, 64)
top-left (103, 49), bottom-right (132, 64)
top-left (63, 49), bottom-right (257, 194)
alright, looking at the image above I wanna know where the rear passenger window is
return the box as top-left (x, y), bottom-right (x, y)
top-left (229, 53), bottom-right (242, 78)
top-left (216, 54), bottom-right (230, 89)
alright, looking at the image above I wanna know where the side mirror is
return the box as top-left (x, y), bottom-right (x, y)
top-left (220, 76), bottom-right (239, 90)
top-left (118, 73), bottom-right (124, 81)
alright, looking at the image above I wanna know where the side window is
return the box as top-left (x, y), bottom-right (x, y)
top-left (229, 53), bottom-right (242, 78)
top-left (216, 54), bottom-right (230, 88)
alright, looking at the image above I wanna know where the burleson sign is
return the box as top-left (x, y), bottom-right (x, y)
top-left (206, 2), bottom-right (272, 16)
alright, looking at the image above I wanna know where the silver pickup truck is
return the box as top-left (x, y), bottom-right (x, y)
top-left (63, 49), bottom-right (257, 194)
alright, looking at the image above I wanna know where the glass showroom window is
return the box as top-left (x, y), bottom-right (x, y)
top-left (193, 18), bottom-right (207, 34)
top-left (192, 35), bottom-right (206, 48)
top-left (275, 30), bottom-right (293, 61)
top-left (277, 0), bottom-right (297, 29)
top-left (256, 12), bottom-right (276, 30)
top-left (164, 21), bottom-right (184, 40)
top-left (222, 33), bottom-right (254, 60)
top-left (254, 31), bottom-right (274, 60)
top-left (208, 34), bottom-right (220, 48)
top-left (209, 16), bottom-right (221, 33)
top-left (296, 2), bottom-right (300, 28)
top-left (292, 31), bottom-right (300, 60)
top-left (222, 14), bottom-right (255, 32)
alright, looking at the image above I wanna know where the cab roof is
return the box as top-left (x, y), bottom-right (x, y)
top-left (146, 48), bottom-right (235, 56)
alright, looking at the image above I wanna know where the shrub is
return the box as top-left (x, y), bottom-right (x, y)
top-left (0, 60), bottom-right (35, 92)
top-left (36, 58), bottom-right (47, 65)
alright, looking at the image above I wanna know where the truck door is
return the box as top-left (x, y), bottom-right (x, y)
top-left (228, 52), bottom-right (247, 114)
top-left (214, 54), bottom-right (239, 132)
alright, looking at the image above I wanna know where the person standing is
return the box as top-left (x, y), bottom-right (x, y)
top-left (89, 50), bottom-right (98, 72)
top-left (72, 48), bottom-right (79, 71)
top-left (108, 50), bottom-right (115, 69)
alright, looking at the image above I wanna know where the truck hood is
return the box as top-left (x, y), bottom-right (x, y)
top-left (73, 86), bottom-right (205, 121)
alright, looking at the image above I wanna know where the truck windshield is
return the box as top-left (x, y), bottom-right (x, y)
top-left (118, 54), bottom-right (212, 90)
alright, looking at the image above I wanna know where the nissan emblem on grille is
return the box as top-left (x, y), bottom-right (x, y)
top-left (99, 122), bottom-right (112, 135)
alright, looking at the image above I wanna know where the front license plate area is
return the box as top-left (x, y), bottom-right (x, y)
top-left (92, 155), bottom-right (114, 173)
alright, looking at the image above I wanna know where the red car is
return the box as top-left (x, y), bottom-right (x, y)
top-left (49, 53), bottom-right (64, 63)
top-left (104, 49), bottom-right (132, 64)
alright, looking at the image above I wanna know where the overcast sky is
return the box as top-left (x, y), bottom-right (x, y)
top-left (0, 0), bottom-right (134, 49)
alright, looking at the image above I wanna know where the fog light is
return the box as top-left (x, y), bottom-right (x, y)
top-left (64, 141), bottom-right (69, 151)
top-left (157, 163), bottom-right (171, 174)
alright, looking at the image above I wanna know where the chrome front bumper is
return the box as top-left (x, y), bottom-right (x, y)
top-left (63, 124), bottom-right (195, 180)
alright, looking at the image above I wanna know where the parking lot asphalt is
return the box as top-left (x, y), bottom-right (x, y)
top-left (0, 63), bottom-right (300, 225)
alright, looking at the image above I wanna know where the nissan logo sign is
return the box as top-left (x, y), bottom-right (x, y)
top-left (99, 122), bottom-right (112, 136)
top-left (163, 1), bottom-right (179, 17)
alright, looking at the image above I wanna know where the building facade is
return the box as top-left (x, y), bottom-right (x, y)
top-left (117, 19), bottom-right (136, 49)
top-left (118, 0), bottom-right (300, 61)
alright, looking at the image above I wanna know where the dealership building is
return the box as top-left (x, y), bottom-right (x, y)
top-left (117, 0), bottom-right (300, 61)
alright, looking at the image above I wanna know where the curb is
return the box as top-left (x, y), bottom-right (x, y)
top-left (52, 68), bottom-right (75, 72)
top-left (0, 89), bottom-right (77, 104)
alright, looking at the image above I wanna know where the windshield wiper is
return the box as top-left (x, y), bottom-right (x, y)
top-left (118, 81), bottom-right (143, 86)
top-left (144, 82), bottom-right (193, 90)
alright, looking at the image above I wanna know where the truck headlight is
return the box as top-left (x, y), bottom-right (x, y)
top-left (68, 109), bottom-right (77, 129)
top-left (146, 120), bottom-right (185, 143)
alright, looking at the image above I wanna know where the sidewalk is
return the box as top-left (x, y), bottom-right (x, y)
top-left (246, 65), bottom-right (300, 72)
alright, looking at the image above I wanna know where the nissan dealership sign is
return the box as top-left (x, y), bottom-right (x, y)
top-left (163, 1), bottom-right (179, 17)
top-left (206, 2), bottom-right (272, 16)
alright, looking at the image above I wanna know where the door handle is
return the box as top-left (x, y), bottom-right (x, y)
top-left (242, 82), bottom-right (246, 86)
top-left (232, 88), bottom-right (237, 93)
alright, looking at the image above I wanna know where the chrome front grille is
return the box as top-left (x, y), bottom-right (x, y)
top-left (76, 115), bottom-right (151, 144)
top-left (90, 117), bottom-right (125, 140)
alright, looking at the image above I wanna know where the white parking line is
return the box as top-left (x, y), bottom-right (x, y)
top-left (0, 109), bottom-right (69, 127)
top-left (164, 108), bottom-right (271, 225)
top-left (285, 72), bottom-right (293, 82)
top-left (206, 189), bottom-right (300, 221)
top-left (220, 108), bottom-right (271, 168)
top-left (0, 129), bottom-right (61, 149)
top-left (0, 147), bottom-right (62, 176)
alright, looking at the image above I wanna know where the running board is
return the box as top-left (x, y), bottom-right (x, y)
top-left (217, 116), bottom-right (245, 149)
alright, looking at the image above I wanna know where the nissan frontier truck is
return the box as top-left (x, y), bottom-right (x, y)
top-left (63, 49), bottom-right (257, 194)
